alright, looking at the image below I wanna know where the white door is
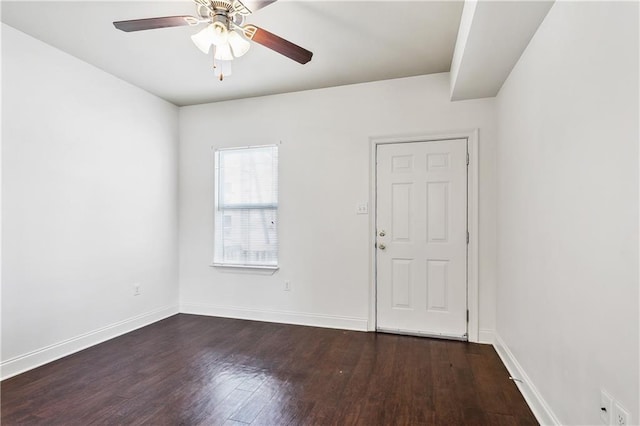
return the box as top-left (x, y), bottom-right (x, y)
top-left (376, 139), bottom-right (468, 339)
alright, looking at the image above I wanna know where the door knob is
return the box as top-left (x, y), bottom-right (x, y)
top-left (378, 243), bottom-right (386, 250)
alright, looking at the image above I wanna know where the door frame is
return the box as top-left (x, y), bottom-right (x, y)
top-left (368, 129), bottom-right (480, 342)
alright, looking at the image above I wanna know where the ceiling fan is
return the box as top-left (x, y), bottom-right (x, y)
top-left (113, 0), bottom-right (313, 80)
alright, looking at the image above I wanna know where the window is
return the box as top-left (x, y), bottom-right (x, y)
top-left (213, 145), bottom-right (278, 268)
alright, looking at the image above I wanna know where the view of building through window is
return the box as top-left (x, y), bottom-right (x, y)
top-left (214, 145), bottom-right (278, 267)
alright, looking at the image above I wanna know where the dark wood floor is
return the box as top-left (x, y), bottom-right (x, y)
top-left (2, 314), bottom-right (537, 425)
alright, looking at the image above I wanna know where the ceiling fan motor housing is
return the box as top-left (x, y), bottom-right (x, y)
top-left (211, 1), bottom-right (242, 30)
top-left (210, 0), bottom-right (233, 10)
top-left (212, 11), bottom-right (230, 30)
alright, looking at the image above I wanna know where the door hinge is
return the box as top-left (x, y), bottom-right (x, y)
top-left (466, 231), bottom-right (470, 244)
top-left (466, 310), bottom-right (469, 322)
top-left (466, 152), bottom-right (470, 166)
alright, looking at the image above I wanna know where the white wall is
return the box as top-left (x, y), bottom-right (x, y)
top-left (495, 2), bottom-right (639, 424)
top-left (179, 73), bottom-right (498, 337)
top-left (1, 24), bottom-right (180, 378)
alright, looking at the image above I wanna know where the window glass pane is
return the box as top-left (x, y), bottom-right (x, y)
top-left (214, 146), bottom-right (278, 267)
top-left (219, 146), bottom-right (278, 208)
top-left (219, 209), bottom-right (277, 266)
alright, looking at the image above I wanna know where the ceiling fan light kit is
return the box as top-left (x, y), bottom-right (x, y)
top-left (228, 31), bottom-right (251, 57)
top-left (113, 0), bottom-right (313, 81)
top-left (214, 58), bottom-right (232, 79)
top-left (191, 25), bottom-right (216, 54)
top-left (214, 43), bottom-right (234, 61)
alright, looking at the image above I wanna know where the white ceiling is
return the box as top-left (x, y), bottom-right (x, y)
top-left (1, 0), bottom-right (464, 106)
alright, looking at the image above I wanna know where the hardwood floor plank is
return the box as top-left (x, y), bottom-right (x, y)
top-left (1, 314), bottom-right (537, 425)
top-left (223, 419), bottom-right (250, 426)
top-left (229, 377), bottom-right (280, 424)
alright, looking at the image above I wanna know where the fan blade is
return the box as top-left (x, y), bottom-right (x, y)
top-left (113, 16), bottom-right (201, 32)
top-left (234, 0), bottom-right (277, 14)
top-left (244, 25), bottom-right (312, 64)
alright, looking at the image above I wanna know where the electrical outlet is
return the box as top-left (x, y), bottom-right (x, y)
top-left (284, 281), bottom-right (291, 291)
top-left (613, 402), bottom-right (630, 426)
top-left (356, 203), bottom-right (368, 215)
top-left (133, 283), bottom-right (141, 296)
top-left (600, 390), bottom-right (613, 425)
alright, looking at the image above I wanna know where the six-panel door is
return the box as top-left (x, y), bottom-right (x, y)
top-left (376, 139), bottom-right (468, 339)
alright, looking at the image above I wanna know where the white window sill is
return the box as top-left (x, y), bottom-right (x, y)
top-left (210, 263), bottom-right (279, 274)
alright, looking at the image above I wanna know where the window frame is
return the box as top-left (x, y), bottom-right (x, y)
top-left (211, 144), bottom-right (279, 270)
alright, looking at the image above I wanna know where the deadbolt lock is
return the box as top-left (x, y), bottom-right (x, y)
top-left (379, 230), bottom-right (386, 237)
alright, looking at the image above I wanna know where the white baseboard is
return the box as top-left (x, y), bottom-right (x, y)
top-left (493, 332), bottom-right (561, 426)
top-left (478, 328), bottom-right (495, 344)
top-left (180, 302), bottom-right (369, 332)
top-left (1, 304), bottom-right (179, 381)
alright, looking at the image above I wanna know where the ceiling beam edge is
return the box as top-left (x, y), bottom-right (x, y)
top-left (449, 0), bottom-right (555, 102)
